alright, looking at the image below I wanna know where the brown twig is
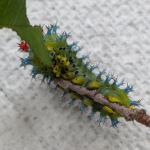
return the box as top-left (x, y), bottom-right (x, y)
top-left (54, 78), bottom-right (150, 127)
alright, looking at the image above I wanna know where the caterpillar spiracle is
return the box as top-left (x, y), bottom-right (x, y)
top-left (18, 24), bottom-right (141, 127)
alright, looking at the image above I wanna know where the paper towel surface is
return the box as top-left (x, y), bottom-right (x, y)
top-left (0, 0), bottom-right (150, 149)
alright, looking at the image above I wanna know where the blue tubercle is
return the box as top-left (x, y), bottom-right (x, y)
top-left (46, 24), bottom-right (59, 35)
top-left (69, 42), bottom-right (78, 50)
top-left (111, 118), bottom-right (119, 127)
top-left (68, 99), bottom-right (74, 105)
top-left (97, 113), bottom-right (107, 125)
top-left (84, 61), bottom-right (90, 67)
top-left (90, 65), bottom-right (98, 71)
top-left (31, 67), bottom-right (39, 78)
top-left (61, 31), bottom-right (71, 40)
top-left (20, 57), bottom-right (30, 67)
top-left (62, 91), bottom-right (67, 97)
top-left (105, 74), bottom-right (113, 83)
top-left (124, 84), bottom-right (134, 93)
top-left (42, 74), bottom-right (49, 83)
top-left (47, 77), bottom-right (52, 85)
top-left (97, 69), bottom-right (106, 79)
top-left (117, 79), bottom-right (125, 87)
top-left (88, 111), bottom-right (95, 120)
top-left (130, 100), bottom-right (141, 107)
top-left (57, 32), bottom-right (70, 41)
top-left (82, 55), bottom-right (89, 60)
top-left (80, 103), bottom-right (86, 112)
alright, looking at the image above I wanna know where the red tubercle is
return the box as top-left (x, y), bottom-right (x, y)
top-left (18, 40), bottom-right (29, 52)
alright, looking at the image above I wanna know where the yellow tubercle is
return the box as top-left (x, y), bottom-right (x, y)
top-left (87, 80), bottom-right (101, 90)
top-left (55, 55), bottom-right (70, 67)
top-left (103, 106), bottom-right (118, 116)
top-left (72, 76), bottom-right (85, 85)
top-left (129, 105), bottom-right (136, 109)
top-left (107, 96), bottom-right (120, 104)
top-left (46, 45), bottom-right (53, 51)
top-left (70, 92), bottom-right (81, 100)
top-left (62, 71), bottom-right (75, 80)
top-left (53, 65), bottom-right (61, 77)
top-left (83, 98), bottom-right (94, 106)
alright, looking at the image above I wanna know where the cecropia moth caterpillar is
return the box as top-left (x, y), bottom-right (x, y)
top-left (18, 24), bottom-right (141, 127)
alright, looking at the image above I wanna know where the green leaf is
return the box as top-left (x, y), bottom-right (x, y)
top-left (0, 0), bottom-right (51, 66)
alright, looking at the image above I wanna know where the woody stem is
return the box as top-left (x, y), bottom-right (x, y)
top-left (54, 78), bottom-right (150, 127)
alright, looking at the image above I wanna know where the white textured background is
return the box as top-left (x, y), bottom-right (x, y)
top-left (0, 0), bottom-right (150, 149)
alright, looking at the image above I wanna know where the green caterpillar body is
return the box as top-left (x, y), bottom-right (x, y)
top-left (20, 24), bottom-right (140, 127)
